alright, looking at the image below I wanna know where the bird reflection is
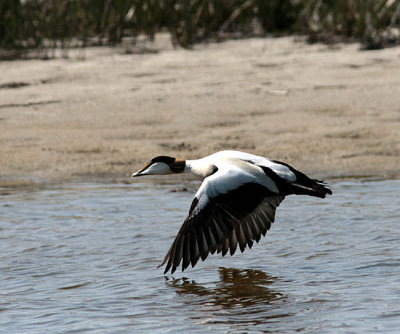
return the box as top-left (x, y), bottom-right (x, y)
top-left (167, 267), bottom-right (285, 309)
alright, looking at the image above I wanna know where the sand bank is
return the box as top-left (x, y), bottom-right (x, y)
top-left (0, 35), bottom-right (399, 184)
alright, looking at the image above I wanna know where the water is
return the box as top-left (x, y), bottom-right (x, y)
top-left (0, 179), bottom-right (399, 333)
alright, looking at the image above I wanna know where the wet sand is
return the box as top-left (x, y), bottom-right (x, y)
top-left (0, 34), bottom-right (399, 184)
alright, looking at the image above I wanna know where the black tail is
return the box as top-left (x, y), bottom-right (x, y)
top-left (286, 178), bottom-right (332, 198)
top-left (265, 161), bottom-right (333, 199)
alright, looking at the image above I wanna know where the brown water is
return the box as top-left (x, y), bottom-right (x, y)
top-left (0, 179), bottom-right (399, 333)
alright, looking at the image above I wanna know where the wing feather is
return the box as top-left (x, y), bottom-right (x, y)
top-left (205, 225), bottom-right (217, 254)
top-left (190, 232), bottom-right (200, 268)
top-left (248, 217), bottom-right (261, 242)
top-left (173, 236), bottom-right (184, 268)
top-left (229, 229), bottom-right (238, 256)
top-left (222, 238), bottom-right (230, 257)
top-left (199, 228), bottom-right (209, 261)
top-left (236, 223), bottom-right (247, 253)
top-left (182, 236), bottom-right (191, 271)
top-left (211, 220), bottom-right (224, 243)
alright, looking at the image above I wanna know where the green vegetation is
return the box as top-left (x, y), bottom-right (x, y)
top-left (1, 0), bottom-right (400, 59)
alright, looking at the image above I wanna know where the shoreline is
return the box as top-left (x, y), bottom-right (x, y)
top-left (1, 172), bottom-right (398, 191)
top-left (1, 35), bottom-right (399, 185)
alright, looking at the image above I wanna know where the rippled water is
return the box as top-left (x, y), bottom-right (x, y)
top-left (0, 179), bottom-right (399, 333)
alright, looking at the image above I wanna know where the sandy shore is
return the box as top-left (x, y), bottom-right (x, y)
top-left (0, 34), bottom-right (399, 184)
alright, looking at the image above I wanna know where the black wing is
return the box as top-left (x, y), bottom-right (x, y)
top-left (159, 182), bottom-right (284, 274)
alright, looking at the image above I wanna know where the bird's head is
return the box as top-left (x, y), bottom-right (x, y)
top-left (131, 156), bottom-right (186, 177)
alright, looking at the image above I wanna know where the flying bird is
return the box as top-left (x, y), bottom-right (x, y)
top-left (132, 150), bottom-right (332, 274)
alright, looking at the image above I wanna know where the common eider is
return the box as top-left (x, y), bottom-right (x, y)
top-left (132, 150), bottom-right (332, 274)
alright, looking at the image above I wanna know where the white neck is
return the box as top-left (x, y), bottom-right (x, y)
top-left (185, 159), bottom-right (215, 178)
